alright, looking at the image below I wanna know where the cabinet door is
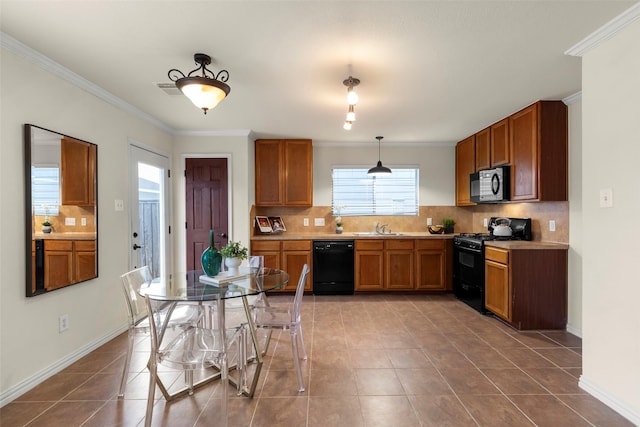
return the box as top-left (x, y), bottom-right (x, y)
top-left (255, 140), bottom-right (284, 206)
top-left (282, 251), bottom-right (312, 291)
top-left (282, 240), bottom-right (312, 291)
top-left (485, 259), bottom-right (510, 321)
top-left (509, 104), bottom-right (538, 201)
top-left (283, 140), bottom-right (312, 206)
top-left (491, 118), bottom-right (510, 166)
top-left (455, 135), bottom-right (476, 206)
top-left (44, 240), bottom-right (73, 290)
top-left (355, 240), bottom-right (384, 291)
top-left (416, 250), bottom-right (446, 290)
top-left (74, 240), bottom-right (96, 283)
top-left (475, 128), bottom-right (490, 171)
top-left (385, 240), bottom-right (414, 289)
top-left (61, 138), bottom-right (92, 205)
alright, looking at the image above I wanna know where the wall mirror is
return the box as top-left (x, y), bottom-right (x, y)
top-left (25, 124), bottom-right (98, 297)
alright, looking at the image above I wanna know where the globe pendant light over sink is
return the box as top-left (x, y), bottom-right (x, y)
top-left (168, 53), bottom-right (230, 114)
top-left (368, 136), bottom-right (392, 175)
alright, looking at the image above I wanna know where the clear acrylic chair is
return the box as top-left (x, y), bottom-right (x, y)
top-left (253, 263), bottom-right (309, 392)
top-left (143, 294), bottom-right (238, 427)
top-left (118, 266), bottom-right (201, 398)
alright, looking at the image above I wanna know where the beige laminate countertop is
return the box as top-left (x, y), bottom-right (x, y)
top-left (485, 240), bottom-right (569, 250)
top-left (251, 232), bottom-right (455, 240)
top-left (32, 232), bottom-right (96, 241)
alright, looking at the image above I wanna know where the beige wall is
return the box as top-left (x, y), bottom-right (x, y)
top-left (580, 16), bottom-right (640, 423)
top-left (0, 47), bottom-right (173, 402)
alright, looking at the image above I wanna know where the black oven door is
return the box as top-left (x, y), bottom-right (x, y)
top-left (453, 245), bottom-right (488, 313)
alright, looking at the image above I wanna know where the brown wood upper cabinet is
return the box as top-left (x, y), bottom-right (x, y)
top-left (61, 137), bottom-right (96, 206)
top-left (475, 118), bottom-right (509, 171)
top-left (455, 135), bottom-right (475, 206)
top-left (255, 139), bottom-right (313, 206)
top-left (509, 101), bottom-right (567, 201)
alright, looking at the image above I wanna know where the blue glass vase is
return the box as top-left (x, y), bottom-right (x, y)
top-left (201, 230), bottom-right (222, 277)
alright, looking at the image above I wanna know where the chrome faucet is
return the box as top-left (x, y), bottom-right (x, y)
top-left (376, 223), bottom-right (389, 234)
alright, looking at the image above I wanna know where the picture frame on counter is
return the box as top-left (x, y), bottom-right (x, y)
top-left (255, 216), bottom-right (273, 233)
top-left (269, 216), bottom-right (286, 232)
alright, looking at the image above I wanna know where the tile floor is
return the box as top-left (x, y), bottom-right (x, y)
top-left (1, 293), bottom-right (634, 427)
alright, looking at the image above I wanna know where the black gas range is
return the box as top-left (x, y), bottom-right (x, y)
top-left (452, 217), bottom-right (532, 313)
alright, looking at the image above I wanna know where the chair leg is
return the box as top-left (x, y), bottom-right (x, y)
top-left (145, 361), bottom-right (157, 427)
top-left (290, 329), bottom-right (305, 392)
top-left (297, 324), bottom-right (308, 360)
top-left (118, 330), bottom-right (135, 398)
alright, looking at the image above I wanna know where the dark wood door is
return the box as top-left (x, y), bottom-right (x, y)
top-left (185, 158), bottom-right (229, 270)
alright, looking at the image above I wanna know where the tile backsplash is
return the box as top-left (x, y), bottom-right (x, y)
top-left (251, 201), bottom-right (568, 243)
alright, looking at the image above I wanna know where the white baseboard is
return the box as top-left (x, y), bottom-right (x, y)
top-left (566, 322), bottom-right (582, 338)
top-left (579, 375), bottom-right (640, 425)
top-left (0, 325), bottom-right (127, 408)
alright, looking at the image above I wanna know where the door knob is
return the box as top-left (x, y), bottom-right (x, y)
top-left (219, 233), bottom-right (227, 238)
top-left (133, 244), bottom-right (143, 250)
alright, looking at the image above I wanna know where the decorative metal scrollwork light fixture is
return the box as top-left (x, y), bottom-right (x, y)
top-left (368, 136), bottom-right (392, 175)
top-left (168, 53), bottom-right (230, 114)
top-left (342, 76), bottom-right (360, 130)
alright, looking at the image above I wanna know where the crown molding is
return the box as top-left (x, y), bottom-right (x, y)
top-left (1, 32), bottom-right (175, 134)
top-left (565, 2), bottom-right (640, 57)
top-left (563, 92), bottom-right (582, 105)
top-left (314, 140), bottom-right (456, 148)
top-left (173, 129), bottom-right (252, 137)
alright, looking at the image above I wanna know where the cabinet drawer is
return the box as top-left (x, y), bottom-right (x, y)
top-left (45, 240), bottom-right (73, 251)
top-left (485, 247), bottom-right (509, 264)
top-left (355, 240), bottom-right (384, 251)
top-left (415, 239), bottom-right (446, 250)
top-left (385, 239), bottom-right (414, 250)
top-left (74, 240), bottom-right (96, 251)
top-left (282, 240), bottom-right (311, 251)
top-left (251, 240), bottom-right (281, 251)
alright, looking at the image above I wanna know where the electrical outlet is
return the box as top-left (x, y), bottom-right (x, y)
top-left (59, 314), bottom-right (69, 333)
top-left (65, 217), bottom-right (76, 226)
top-left (115, 199), bottom-right (124, 211)
top-left (314, 218), bottom-right (325, 226)
top-left (549, 220), bottom-right (556, 232)
top-left (81, 217), bottom-right (87, 226)
top-left (426, 218), bottom-right (432, 226)
top-left (303, 218), bottom-right (309, 227)
top-left (483, 218), bottom-right (488, 227)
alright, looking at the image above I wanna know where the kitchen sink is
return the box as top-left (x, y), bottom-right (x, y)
top-left (352, 232), bottom-right (405, 236)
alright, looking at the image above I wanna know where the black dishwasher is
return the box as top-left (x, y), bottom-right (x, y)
top-left (312, 240), bottom-right (354, 295)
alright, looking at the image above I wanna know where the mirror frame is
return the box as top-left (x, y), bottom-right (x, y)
top-left (25, 124), bottom-right (98, 297)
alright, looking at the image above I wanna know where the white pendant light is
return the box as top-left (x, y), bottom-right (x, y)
top-left (368, 136), bottom-right (392, 175)
top-left (342, 76), bottom-right (360, 130)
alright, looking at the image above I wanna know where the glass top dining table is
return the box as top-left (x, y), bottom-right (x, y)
top-left (139, 267), bottom-right (289, 398)
top-left (140, 267), bottom-right (289, 302)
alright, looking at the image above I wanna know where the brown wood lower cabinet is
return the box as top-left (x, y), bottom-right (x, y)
top-left (356, 238), bottom-right (451, 291)
top-left (250, 239), bottom-right (311, 291)
top-left (485, 246), bottom-right (567, 330)
top-left (44, 239), bottom-right (96, 290)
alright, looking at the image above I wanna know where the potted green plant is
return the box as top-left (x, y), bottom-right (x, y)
top-left (41, 219), bottom-right (52, 234)
top-left (220, 241), bottom-right (248, 274)
top-left (443, 218), bottom-right (455, 234)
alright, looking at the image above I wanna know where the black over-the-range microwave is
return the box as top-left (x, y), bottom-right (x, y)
top-left (470, 165), bottom-right (510, 203)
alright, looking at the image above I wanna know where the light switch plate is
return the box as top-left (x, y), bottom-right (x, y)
top-left (426, 218), bottom-right (432, 226)
top-left (549, 220), bottom-right (556, 231)
top-left (314, 218), bottom-right (325, 226)
top-left (599, 188), bottom-right (613, 207)
top-left (115, 199), bottom-right (124, 211)
top-left (65, 217), bottom-right (76, 226)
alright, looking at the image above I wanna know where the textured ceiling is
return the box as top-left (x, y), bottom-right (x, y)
top-left (0, 1), bottom-right (635, 144)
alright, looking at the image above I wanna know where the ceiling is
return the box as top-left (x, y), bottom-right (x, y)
top-left (0, 1), bottom-right (635, 145)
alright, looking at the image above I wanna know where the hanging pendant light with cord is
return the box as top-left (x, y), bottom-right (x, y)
top-left (168, 53), bottom-right (230, 114)
top-left (368, 136), bottom-right (392, 175)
